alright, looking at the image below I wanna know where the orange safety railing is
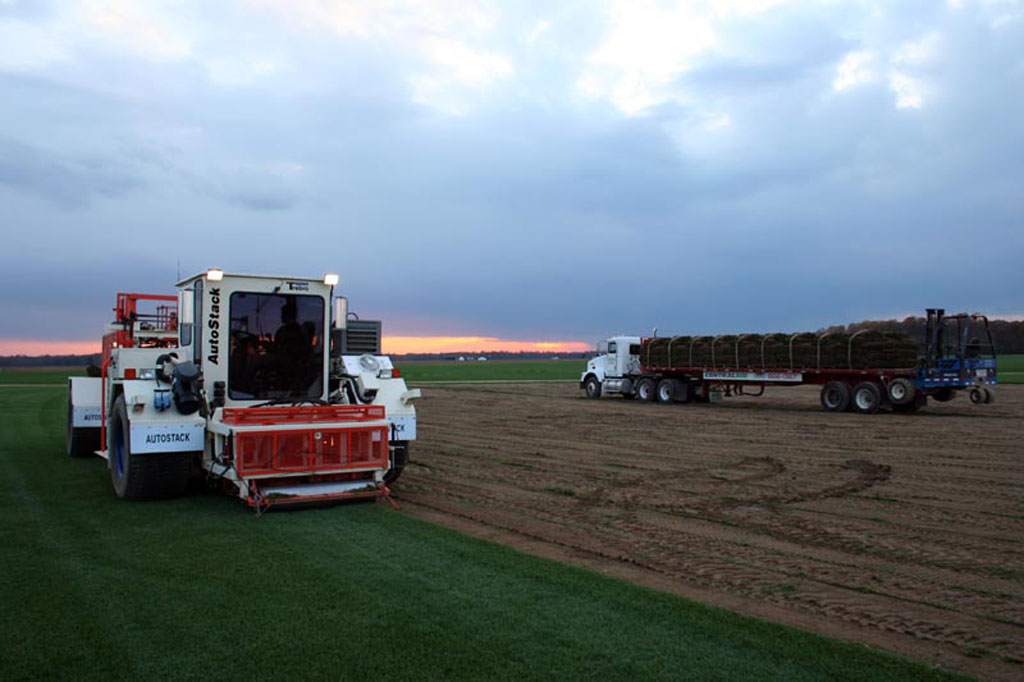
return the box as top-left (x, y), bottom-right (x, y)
top-left (234, 425), bottom-right (389, 476)
top-left (222, 405), bottom-right (384, 426)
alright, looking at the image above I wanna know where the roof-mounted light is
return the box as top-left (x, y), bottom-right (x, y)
top-left (324, 273), bottom-right (339, 286)
top-left (206, 268), bottom-right (224, 282)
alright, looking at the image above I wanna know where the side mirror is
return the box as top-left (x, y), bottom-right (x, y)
top-left (333, 297), bottom-right (348, 330)
top-left (179, 290), bottom-right (194, 322)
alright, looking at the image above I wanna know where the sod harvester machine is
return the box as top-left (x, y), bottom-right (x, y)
top-left (67, 269), bottom-right (419, 510)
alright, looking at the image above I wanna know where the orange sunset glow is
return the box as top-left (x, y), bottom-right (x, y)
top-left (0, 337), bottom-right (591, 357)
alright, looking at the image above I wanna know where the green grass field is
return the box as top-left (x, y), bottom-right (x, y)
top-left (397, 358), bottom-right (585, 382)
top-left (0, 366), bottom-right (89, 384)
top-left (0, 385), bottom-right (963, 680)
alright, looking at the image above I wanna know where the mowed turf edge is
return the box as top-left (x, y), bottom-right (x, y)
top-left (1, 387), bottom-right (969, 681)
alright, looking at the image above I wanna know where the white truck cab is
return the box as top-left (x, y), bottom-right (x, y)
top-left (580, 335), bottom-right (642, 399)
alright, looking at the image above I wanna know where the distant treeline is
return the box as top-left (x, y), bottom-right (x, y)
top-left (820, 317), bottom-right (1024, 354)
top-left (395, 351), bottom-right (591, 361)
top-left (0, 354), bottom-right (101, 368)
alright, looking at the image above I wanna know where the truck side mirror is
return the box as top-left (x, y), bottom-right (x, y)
top-left (179, 290), bottom-right (194, 322)
top-left (333, 297), bottom-right (348, 330)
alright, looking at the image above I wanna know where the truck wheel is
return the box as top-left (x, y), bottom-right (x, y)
top-left (385, 442), bottom-right (409, 485)
top-left (820, 381), bottom-right (851, 412)
top-left (67, 390), bottom-right (99, 458)
top-left (636, 378), bottom-right (656, 402)
top-left (109, 396), bottom-right (192, 500)
top-left (584, 376), bottom-right (602, 399)
top-left (969, 388), bottom-right (984, 404)
top-left (656, 379), bottom-right (676, 404)
top-left (931, 387), bottom-right (955, 402)
top-left (852, 382), bottom-right (882, 414)
top-left (886, 377), bottom-right (916, 406)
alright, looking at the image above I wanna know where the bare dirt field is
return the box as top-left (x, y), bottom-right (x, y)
top-left (396, 383), bottom-right (1024, 680)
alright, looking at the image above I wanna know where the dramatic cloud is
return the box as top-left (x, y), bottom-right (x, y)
top-left (0, 0), bottom-right (1021, 351)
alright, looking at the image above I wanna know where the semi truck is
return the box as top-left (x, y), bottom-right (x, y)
top-left (67, 269), bottom-right (420, 510)
top-left (580, 309), bottom-right (997, 414)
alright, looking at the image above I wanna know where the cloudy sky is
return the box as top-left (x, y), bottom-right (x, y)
top-left (0, 0), bottom-right (1021, 354)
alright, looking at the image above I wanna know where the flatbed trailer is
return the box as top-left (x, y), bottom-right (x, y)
top-left (581, 309), bottom-right (998, 414)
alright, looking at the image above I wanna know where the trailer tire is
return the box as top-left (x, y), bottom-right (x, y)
top-left (852, 382), bottom-right (882, 414)
top-left (969, 388), bottom-right (984, 404)
top-left (67, 390), bottom-right (99, 458)
top-left (109, 396), bottom-right (191, 501)
top-left (820, 381), bottom-right (851, 412)
top-left (886, 377), bottom-right (916, 405)
top-left (636, 378), bottom-right (656, 402)
top-left (656, 379), bottom-right (676, 404)
top-left (931, 387), bottom-right (956, 402)
top-left (584, 375), bottom-right (602, 399)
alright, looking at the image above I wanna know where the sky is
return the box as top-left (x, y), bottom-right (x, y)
top-left (0, 0), bottom-right (1022, 355)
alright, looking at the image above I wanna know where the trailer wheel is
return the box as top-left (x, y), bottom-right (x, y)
top-left (969, 387), bottom-right (984, 404)
top-left (886, 377), bottom-right (916, 406)
top-left (852, 382), bottom-right (882, 414)
top-left (584, 376), bottom-right (602, 399)
top-left (109, 396), bottom-right (191, 501)
top-left (67, 390), bottom-right (99, 458)
top-left (656, 379), bottom-right (676, 404)
top-left (931, 387), bottom-right (956, 402)
top-left (636, 378), bottom-right (656, 402)
top-left (820, 381), bottom-right (851, 412)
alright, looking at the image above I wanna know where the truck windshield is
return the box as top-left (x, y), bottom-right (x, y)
top-left (228, 292), bottom-right (324, 400)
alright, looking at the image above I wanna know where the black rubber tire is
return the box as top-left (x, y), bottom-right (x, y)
top-left (109, 396), bottom-right (192, 501)
top-left (886, 377), bottom-right (916, 406)
top-left (67, 389), bottom-right (100, 458)
top-left (584, 375), bottom-right (602, 399)
top-left (931, 387), bottom-right (956, 402)
top-left (820, 381), bottom-right (851, 412)
top-left (656, 379), bottom-right (676, 404)
top-left (384, 442), bottom-right (409, 485)
top-left (636, 378), bottom-right (656, 402)
top-left (969, 387), bottom-right (984, 404)
top-left (983, 388), bottom-right (994, 404)
top-left (852, 382), bottom-right (882, 414)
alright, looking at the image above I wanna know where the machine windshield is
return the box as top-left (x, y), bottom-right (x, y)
top-left (229, 292), bottom-right (324, 400)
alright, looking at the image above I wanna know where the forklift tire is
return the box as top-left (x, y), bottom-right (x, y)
top-left (931, 387), bottom-right (956, 402)
top-left (892, 401), bottom-right (920, 414)
top-left (983, 388), bottom-right (994, 404)
top-left (820, 381), bottom-right (851, 412)
top-left (852, 382), bottom-right (882, 414)
top-left (969, 388), bottom-right (984, 404)
top-left (67, 391), bottom-right (99, 458)
top-left (384, 442), bottom-right (409, 485)
top-left (584, 376), bottom-right (602, 399)
top-left (109, 396), bottom-right (191, 500)
top-left (886, 377), bottom-right (916, 406)
top-left (636, 378), bottom-right (657, 402)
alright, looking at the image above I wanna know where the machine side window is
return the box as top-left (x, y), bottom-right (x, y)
top-left (193, 280), bottom-right (203, 363)
top-left (608, 341), bottom-right (617, 353)
top-left (228, 292), bottom-right (324, 400)
top-left (629, 344), bottom-right (641, 355)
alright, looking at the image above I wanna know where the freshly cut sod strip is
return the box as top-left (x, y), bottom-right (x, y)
top-left (0, 387), bottom-right (963, 680)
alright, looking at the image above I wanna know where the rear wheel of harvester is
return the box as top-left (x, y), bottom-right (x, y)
top-left (636, 377), bottom-right (656, 402)
top-left (852, 382), bottom-right (882, 414)
top-left (67, 389), bottom-right (99, 458)
top-left (820, 381), bottom-right (851, 412)
top-left (384, 441), bottom-right (409, 485)
top-left (656, 379), bottom-right (676, 404)
top-left (109, 396), bottom-right (192, 500)
top-left (886, 377), bottom-right (916, 406)
top-left (931, 387), bottom-right (956, 402)
top-left (584, 375), bottom-right (602, 399)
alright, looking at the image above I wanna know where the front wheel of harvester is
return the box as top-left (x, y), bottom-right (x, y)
top-left (820, 381), bottom-right (851, 412)
top-left (584, 376), bottom-right (602, 399)
top-left (656, 379), bottom-right (676, 404)
top-left (384, 441), bottom-right (409, 485)
top-left (852, 382), bottom-right (882, 414)
top-left (636, 378), bottom-right (657, 402)
top-left (67, 388), bottom-right (99, 458)
top-left (886, 377), bottom-right (916, 406)
top-left (969, 387), bottom-right (985, 404)
top-left (109, 396), bottom-right (191, 500)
